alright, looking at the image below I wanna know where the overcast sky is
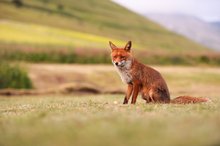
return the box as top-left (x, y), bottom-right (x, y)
top-left (112, 0), bottom-right (220, 22)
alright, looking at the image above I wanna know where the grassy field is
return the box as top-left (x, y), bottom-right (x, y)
top-left (0, 65), bottom-right (220, 146)
top-left (0, 95), bottom-right (220, 146)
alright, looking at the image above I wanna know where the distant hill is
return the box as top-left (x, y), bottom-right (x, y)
top-left (211, 22), bottom-right (220, 29)
top-left (146, 13), bottom-right (220, 51)
top-left (0, 0), bottom-right (209, 53)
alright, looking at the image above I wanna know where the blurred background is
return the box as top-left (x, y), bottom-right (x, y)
top-left (0, 0), bottom-right (220, 95)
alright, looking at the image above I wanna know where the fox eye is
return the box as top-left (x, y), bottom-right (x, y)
top-left (121, 56), bottom-right (126, 60)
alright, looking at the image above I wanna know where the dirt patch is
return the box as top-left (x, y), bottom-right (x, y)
top-left (28, 64), bottom-right (119, 88)
top-left (0, 84), bottom-right (124, 96)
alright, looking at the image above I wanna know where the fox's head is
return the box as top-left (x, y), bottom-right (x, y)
top-left (109, 41), bottom-right (133, 68)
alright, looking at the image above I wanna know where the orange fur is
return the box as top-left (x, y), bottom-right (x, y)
top-left (171, 96), bottom-right (209, 104)
top-left (109, 41), bottom-right (209, 104)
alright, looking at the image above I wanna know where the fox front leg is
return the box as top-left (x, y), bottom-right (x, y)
top-left (131, 83), bottom-right (140, 104)
top-left (123, 83), bottom-right (133, 104)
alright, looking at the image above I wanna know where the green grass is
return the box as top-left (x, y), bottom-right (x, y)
top-left (0, 95), bottom-right (220, 146)
top-left (0, 62), bottom-right (32, 89)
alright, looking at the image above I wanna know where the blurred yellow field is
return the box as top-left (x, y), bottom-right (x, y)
top-left (0, 20), bottom-right (124, 48)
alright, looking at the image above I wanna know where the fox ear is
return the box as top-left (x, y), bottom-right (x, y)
top-left (109, 41), bottom-right (117, 50)
top-left (124, 41), bottom-right (132, 52)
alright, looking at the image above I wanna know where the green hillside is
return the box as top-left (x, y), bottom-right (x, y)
top-left (1, 0), bottom-right (219, 65)
top-left (0, 0), bottom-right (209, 52)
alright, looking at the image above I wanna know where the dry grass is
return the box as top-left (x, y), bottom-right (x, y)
top-left (27, 64), bottom-right (220, 98)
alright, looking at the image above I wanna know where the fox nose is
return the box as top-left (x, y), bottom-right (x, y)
top-left (115, 62), bottom-right (119, 66)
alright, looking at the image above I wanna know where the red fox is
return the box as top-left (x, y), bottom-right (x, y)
top-left (109, 41), bottom-right (209, 104)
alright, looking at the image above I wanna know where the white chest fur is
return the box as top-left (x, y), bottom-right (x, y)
top-left (114, 60), bottom-right (132, 84)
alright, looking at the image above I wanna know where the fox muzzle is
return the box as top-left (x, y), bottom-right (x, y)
top-left (113, 60), bottom-right (126, 67)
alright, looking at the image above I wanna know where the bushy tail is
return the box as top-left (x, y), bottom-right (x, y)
top-left (171, 96), bottom-right (210, 104)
